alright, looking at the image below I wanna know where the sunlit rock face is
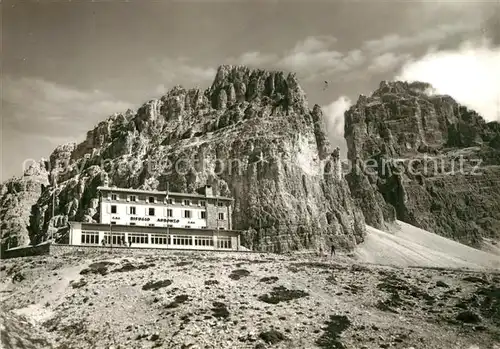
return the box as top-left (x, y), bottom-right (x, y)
top-left (344, 80), bottom-right (500, 246)
top-left (2, 65), bottom-right (366, 252)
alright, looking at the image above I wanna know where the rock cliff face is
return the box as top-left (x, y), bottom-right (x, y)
top-left (344, 81), bottom-right (500, 246)
top-left (0, 161), bottom-right (49, 253)
top-left (2, 65), bottom-right (366, 252)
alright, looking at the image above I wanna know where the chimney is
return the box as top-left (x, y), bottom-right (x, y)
top-left (102, 173), bottom-right (110, 187)
top-left (204, 185), bottom-right (213, 197)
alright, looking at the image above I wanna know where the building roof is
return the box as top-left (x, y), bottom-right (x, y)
top-left (96, 186), bottom-right (234, 201)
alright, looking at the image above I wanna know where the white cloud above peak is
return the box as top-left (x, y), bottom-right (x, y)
top-left (291, 35), bottom-right (338, 54)
top-left (368, 52), bottom-right (412, 74)
top-left (236, 51), bottom-right (279, 66)
top-left (322, 95), bottom-right (352, 137)
top-left (362, 23), bottom-right (479, 55)
top-left (155, 57), bottom-right (217, 86)
top-left (279, 36), bottom-right (365, 80)
top-left (396, 39), bottom-right (500, 121)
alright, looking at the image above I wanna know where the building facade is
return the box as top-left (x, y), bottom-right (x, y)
top-left (68, 185), bottom-right (241, 251)
top-left (98, 185), bottom-right (233, 230)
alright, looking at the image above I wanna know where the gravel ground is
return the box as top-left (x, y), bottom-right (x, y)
top-left (1, 251), bottom-right (499, 349)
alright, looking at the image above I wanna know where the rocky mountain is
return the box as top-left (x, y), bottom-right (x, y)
top-left (344, 81), bottom-right (500, 247)
top-left (0, 161), bottom-right (49, 254)
top-left (1, 65), bottom-right (365, 252)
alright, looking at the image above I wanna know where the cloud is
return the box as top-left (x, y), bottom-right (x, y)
top-left (3, 77), bottom-right (134, 131)
top-left (322, 96), bottom-right (352, 137)
top-left (396, 39), bottom-right (500, 121)
top-left (362, 23), bottom-right (479, 55)
top-left (2, 77), bottom-right (136, 179)
top-left (279, 38), bottom-right (365, 80)
top-left (154, 84), bottom-right (168, 95)
top-left (156, 57), bottom-right (217, 86)
top-left (225, 36), bottom-right (364, 81)
top-left (234, 51), bottom-right (279, 66)
top-left (267, 21), bottom-right (476, 82)
top-left (367, 52), bottom-right (412, 74)
top-left (291, 36), bottom-right (338, 54)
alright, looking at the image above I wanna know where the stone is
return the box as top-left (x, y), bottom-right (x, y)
top-left (456, 310), bottom-right (481, 324)
top-left (258, 329), bottom-right (287, 344)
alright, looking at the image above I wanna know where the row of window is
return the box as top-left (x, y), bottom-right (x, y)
top-left (81, 232), bottom-right (99, 244)
top-left (195, 236), bottom-right (215, 247)
top-left (111, 222), bottom-right (224, 230)
top-left (80, 232), bottom-right (126, 245)
top-left (217, 237), bottom-right (232, 249)
top-left (172, 235), bottom-right (193, 246)
top-left (109, 194), bottom-right (227, 208)
top-left (80, 231), bottom-right (232, 248)
top-left (104, 233), bottom-right (126, 245)
top-left (152, 234), bottom-right (169, 245)
top-left (129, 233), bottom-right (148, 244)
top-left (109, 205), bottom-right (224, 220)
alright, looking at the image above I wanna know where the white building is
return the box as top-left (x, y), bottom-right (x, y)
top-left (68, 185), bottom-right (241, 251)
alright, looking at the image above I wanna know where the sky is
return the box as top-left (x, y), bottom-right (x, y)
top-left (2, 0), bottom-right (500, 180)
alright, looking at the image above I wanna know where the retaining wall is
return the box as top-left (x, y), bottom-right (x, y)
top-left (49, 244), bottom-right (260, 258)
top-left (1, 243), bottom-right (51, 259)
top-left (3, 243), bottom-right (262, 260)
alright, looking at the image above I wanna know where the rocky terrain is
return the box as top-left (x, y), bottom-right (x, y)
top-left (1, 251), bottom-right (500, 349)
top-left (344, 81), bottom-right (500, 247)
top-left (1, 65), bottom-right (365, 253)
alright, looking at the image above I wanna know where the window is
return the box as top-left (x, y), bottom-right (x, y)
top-left (167, 209), bottom-right (173, 217)
top-left (149, 224), bottom-right (155, 227)
top-left (194, 236), bottom-right (214, 247)
top-left (111, 205), bottom-right (117, 214)
top-left (152, 234), bottom-right (170, 245)
top-left (217, 237), bottom-right (232, 249)
top-left (111, 194), bottom-right (117, 200)
top-left (111, 221), bottom-right (117, 225)
top-left (172, 235), bottom-right (193, 246)
top-left (218, 212), bottom-right (224, 220)
top-left (183, 199), bottom-right (190, 206)
top-left (130, 222), bottom-right (136, 226)
top-left (148, 207), bottom-right (155, 216)
top-left (103, 233), bottom-right (125, 245)
top-left (167, 198), bottom-right (173, 204)
top-left (218, 202), bottom-right (224, 207)
top-left (129, 195), bottom-right (137, 202)
top-left (218, 227), bottom-right (225, 230)
top-left (184, 210), bottom-right (191, 218)
top-left (129, 206), bottom-right (136, 215)
top-left (199, 201), bottom-right (206, 207)
top-left (185, 225), bottom-right (191, 228)
top-left (148, 196), bottom-right (155, 203)
top-left (129, 233), bottom-right (148, 244)
top-left (81, 231), bottom-right (99, 245)
top-left (201, 211), bottom-right (206, 219)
